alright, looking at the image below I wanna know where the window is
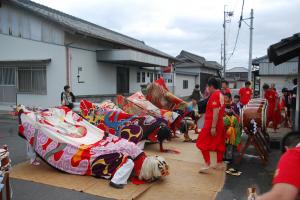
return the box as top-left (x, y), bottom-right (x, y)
top-left (183, 80), bottom-right (188, 89)
top-left (0, 68), bottom-right (15, 85)
top-left (137, 72), bottom-right (141, 83)
top-left (142, 72), bottom-right (145, 83)
top-left (150, 73), bottom-right (153, 82)
top-left (18, 67), bottom-right (47, 94)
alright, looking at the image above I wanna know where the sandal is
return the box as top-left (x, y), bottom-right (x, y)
top-left (225, 168), bottom-right (242, 176)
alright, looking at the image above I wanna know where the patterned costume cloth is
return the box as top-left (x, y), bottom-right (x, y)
top-left (223, 115), bottom-right (242, 146)
top-left (146, 78), bottom-right (189, 112)
top-left (80, 99), bottom-right (168, 144)
top-left (116, 92), bottom-right (180, 128)
top-left (19, 107), bottom-right (143, 180)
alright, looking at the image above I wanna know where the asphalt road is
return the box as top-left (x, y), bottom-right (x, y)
top-left (0, 117), bottom-right (111, 200)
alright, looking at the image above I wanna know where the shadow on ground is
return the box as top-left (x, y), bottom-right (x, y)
top-left (216, 129), bottom-right (285, 200)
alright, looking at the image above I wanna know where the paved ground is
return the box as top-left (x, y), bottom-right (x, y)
top-left (216, 128), bottom-right (288, 200)
top-left (0, 116), bottom-right (110, 200)
top-left (0, 114), bottom-right (285, 200)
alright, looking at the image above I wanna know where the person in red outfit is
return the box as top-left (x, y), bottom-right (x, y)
top-left (239, 81), bottom-right (253, 106)
top-left (263, 84), bottom-right (281, 132)
top-left (221, 80), bottom-right (231, 96)
top-left (196, 77), bottom-right (225, 173)
top-left (257, 131), bottom-right (300, 200)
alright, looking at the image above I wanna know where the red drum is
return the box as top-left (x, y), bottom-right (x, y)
top-left (241, 100), bottom-right (267, 132)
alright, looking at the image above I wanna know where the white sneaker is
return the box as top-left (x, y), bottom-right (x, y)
top-left (199, 165), bottom-right (210, 173)
top-left (212, 163), bottom-right (225, 170)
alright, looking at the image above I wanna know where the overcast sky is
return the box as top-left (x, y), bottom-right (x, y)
top-left (34, 0), bottom-right (300, 68)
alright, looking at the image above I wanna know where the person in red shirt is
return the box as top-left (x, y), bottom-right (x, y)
top-left (263, 84), bottom-right (281, 131)
top-left (221, 80), bottom-right (231, 95)
top-left (257, 131), bottom-right (300, 200)
top-left (196, 77), bottom-right (225, 173)
top-left (239, 81), bottom-right (253, 106)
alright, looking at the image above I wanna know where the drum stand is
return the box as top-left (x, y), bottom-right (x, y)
top-left (0, 145), bottom-right (11, 200)
top-left (236, 128), bottom-right (270, 165)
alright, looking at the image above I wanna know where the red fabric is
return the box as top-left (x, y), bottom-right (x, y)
top-left (131, 177), bottom-right (146, 185)
top-left (273, 147), bottom-right (300, 190)
top-left (201, 150), bottom-right (224, 165)
top-left (155, 77), bottom-right (169, 91)
top-left (265, 89), bottom-right (281, 129)
top-left (223, 88), bottom-right (231, 95)
top-left (196, 90), bottom-right (225, 152)
top-left (239, 87), bottom-right (252, 105)
top-left (18, 125), bottom-right (24, 135)
top-left (133, 153), bottom-right (147, 177)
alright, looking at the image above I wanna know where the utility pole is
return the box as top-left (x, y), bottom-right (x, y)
top-left (221, 43), bottom-right (223, 67)
top-left (248, 9), bottom-right (254, 82)
top-left (223, 5), bottom-right (226, 78)
top-left (223, 6), bottom-right (233, 79)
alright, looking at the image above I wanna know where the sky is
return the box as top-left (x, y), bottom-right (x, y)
top-left (34, 0), bottom-right (300, 69)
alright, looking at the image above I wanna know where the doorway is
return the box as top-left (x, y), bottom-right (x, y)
top-left (0, 67), bottom-right (17, 105)
top-left (116, 67), bottom-right (129, 94)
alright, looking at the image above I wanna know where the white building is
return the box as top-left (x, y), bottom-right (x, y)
top-left (225, 67), bottom-right (248, 89)
top-left (172, 50), bottom-right (222, 98)
top-left (0, 0), bottom-right (174, 107)
top-left (252, 55), bottom-right (298, 96)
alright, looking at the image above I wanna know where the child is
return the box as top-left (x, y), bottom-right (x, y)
top-left (224, 93), bottom-right (232, 108)
top-left (181, 98), bottom-right (201, 141)
top-left (232, 95), bottom-right (242, 116)
top-left (223, 106), bottom-right (242, 162)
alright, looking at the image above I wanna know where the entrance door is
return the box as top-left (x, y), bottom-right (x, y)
top-left (116, 67), bottom-right (129, 94)
top-left (0, 67), bottom-right (16, 105)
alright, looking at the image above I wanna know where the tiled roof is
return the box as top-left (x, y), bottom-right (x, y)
top-left (175, 50), bottom-right (222, 70)
top-left (226, 67), bottom-right (248, 73)
top-left (9, 0), bottom-right (174, 59)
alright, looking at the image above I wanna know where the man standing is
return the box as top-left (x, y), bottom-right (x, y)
top-left (221, 80), bottom-right (231, 95)
top-left (291, 78), bottom-right (297, 128)
top-left (263, 84), bottom-right (280, 131)
top-left (191, 84), bottom-right (201, 103)
top-left (61, 85), bottom-right (75, 109)
top-left (239, 81), bottom-right (253, 106)
top-left (196, 77), bottom-right (225, 173)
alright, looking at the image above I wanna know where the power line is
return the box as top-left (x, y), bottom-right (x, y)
top-left (226, 0), bottom-right (245, 65)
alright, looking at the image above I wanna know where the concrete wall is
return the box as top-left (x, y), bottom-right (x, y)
top-left (175, 74), bottom-right (196, 97)
top-left (0, 33), bottom-right (66, 107)
top-left (259, 75), bottom-right (297, 97)
top-left (258, 57), bottom-right (298, 75)
top-left (69, 47), bottom-right (117, 96)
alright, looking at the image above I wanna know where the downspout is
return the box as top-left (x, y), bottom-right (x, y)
top-left (65, 42), bottom-right (74, 86)
top-left (66, 46), bottom-right (70, 85)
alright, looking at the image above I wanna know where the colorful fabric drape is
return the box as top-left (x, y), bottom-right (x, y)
top-left (80, 99), bottom-right (168, 144)
top-left (146, 78), bottom-right (189, 112)
top-left (117, 92), bottom-right (180, 126)
top-left (223, 115), bottom-right (242, 146)
top-left (19, 106), bottom-right (143, 180)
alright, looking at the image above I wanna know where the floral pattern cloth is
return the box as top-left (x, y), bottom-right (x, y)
top-left (20, 107), bottom-right (143, 179)
top-left (80, 100), bottom-right (168, 143)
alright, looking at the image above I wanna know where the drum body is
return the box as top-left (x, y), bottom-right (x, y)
top-left (241, 99), bottom-right (267, 131)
